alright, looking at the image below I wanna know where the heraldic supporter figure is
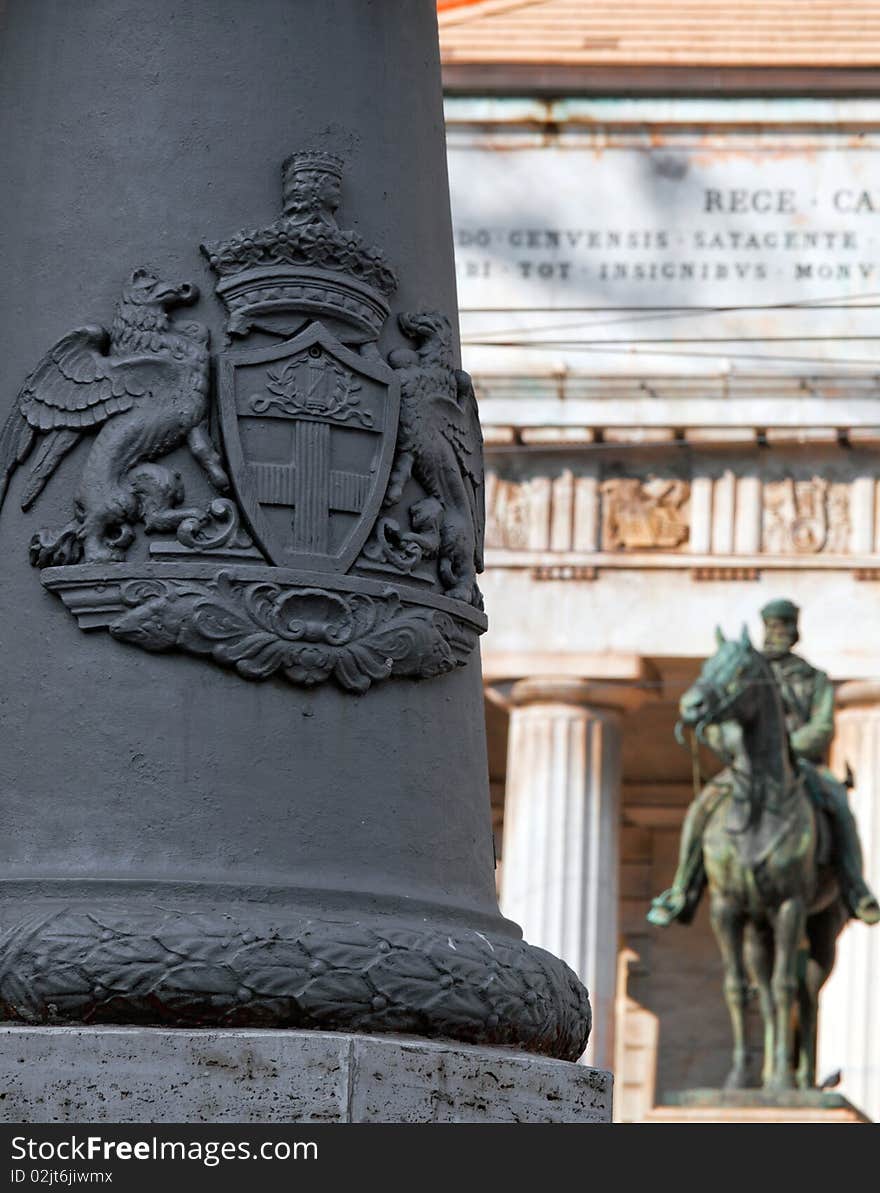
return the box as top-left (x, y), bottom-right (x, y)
top-left (648, 598), bottom-right (880, 928)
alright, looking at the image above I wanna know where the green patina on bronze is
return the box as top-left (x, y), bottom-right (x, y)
top-left (647, 601), bottom-right (879, 1092)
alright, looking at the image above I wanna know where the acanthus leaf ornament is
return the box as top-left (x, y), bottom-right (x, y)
top-left (4, 154), bottom-right (487, 691)
top-left (107, 572), bottom-right (478, 693)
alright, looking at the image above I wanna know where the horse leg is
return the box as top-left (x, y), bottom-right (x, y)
top-left (744, 920), bottom-right (775, 1088)
top-left (769, 895), bottom-right (807, 1091)
top-left (710, 892), bottom-right (749, 1089)
top-left (796, 956), bottom-right (819, 1090)
top-left (798, 900), bottom-right (848, 1089)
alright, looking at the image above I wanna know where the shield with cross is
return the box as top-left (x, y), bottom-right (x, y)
top-left (218, 322), bottom-right (400, 571)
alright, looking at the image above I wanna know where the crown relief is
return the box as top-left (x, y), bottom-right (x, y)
top-left (200, 150), bottom-right (398, 314)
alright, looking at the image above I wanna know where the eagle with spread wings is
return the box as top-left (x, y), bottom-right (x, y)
top-left (0, 268), bottom-right (228, 566)
top-left (385, 311), bottom-right (484, 608)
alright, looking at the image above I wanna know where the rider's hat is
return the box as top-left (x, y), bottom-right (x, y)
top-left (760, 598), bottom-right (800, 623)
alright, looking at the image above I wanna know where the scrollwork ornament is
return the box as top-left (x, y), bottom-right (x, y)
top-left (108, 572), bottom-right (478, 692)
top-left (173, 498), bottom-right (253, 552)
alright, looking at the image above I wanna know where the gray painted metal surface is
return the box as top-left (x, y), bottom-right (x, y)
top-left (0, 0), bottom-right (589, 1061)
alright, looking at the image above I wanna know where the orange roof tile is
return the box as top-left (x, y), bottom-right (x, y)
top-left (439, 0), bottom-right (880, 67)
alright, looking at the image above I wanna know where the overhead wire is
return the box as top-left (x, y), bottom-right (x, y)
top-left (483, 437), bottom-right (875, 454)
top-left (460, 298), bottom-right (880, 312)
top-left (461, 341), bottom-right (880, 368)
top-left (459, 291), bottom-right (880, 340)
top-left (464, 334), bottom-right (880, 344)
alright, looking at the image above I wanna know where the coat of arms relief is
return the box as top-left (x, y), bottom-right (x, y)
top-left (0, 152), bottom-right (486, 692)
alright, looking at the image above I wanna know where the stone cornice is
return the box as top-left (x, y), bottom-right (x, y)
top-left (443, 65), bottom-right (880, 99)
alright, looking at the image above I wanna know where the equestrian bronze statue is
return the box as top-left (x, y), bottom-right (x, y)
top-left (648, 600), bottom-right (879, 1091)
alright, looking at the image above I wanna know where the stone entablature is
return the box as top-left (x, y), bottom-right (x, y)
top-left (447, 98), bottom-right (880, 388)
top-left (473, 375), bottom-right (880, 438)
top-left (484, 449), bottom-right (877, 566)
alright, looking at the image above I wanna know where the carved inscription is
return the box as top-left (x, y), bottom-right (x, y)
top-left (452, 150), bottom-right (880, 304)
top-left (449, 141), bottom-right (880, 373)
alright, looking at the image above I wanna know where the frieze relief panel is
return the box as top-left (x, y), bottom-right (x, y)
top-left (485, 467), bottom-right (691, 553)
top-left (0, 152), bottom-right (488, 691)
top-left (485, 473), bottom-right (551, 550)
top-left (484, 460), bottom-right (874, 565)
top-left (600, 478), bottom-right (690, 552)
top-left (763, 476), bottom-right (850, 555)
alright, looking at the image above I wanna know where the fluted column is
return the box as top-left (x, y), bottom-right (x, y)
top-left (818, 680), bottom-right (880, 1121)
top-left (501, 676), bottom-right (642, 1069)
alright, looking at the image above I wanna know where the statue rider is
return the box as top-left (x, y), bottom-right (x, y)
top-left (648, 598), bottom-right (880, 927)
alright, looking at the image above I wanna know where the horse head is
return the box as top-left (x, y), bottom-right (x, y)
top-left (679, 624), bottom-right (765, 744)
top-left (674, 625), bottom-right (839, 1097)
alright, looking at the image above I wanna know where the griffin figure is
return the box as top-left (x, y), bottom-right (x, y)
top-left (0, 268), bottom-right (229, 566)
top-left (385, 311), bottom-right (485, 608)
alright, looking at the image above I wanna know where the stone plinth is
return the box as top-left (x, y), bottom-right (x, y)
top-left (644, 1090), bottom-right (870, 1124)
top-left (0, 1027), bottom-right (611, 1124)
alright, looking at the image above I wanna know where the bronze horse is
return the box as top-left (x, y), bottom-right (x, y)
top-left (678, 627), bottom-right (848, 1091)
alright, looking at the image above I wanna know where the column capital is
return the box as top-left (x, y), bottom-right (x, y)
top-left (836, 679), bottom-right (880, 710)
top-left (506, 673), bottom-right (653, 715)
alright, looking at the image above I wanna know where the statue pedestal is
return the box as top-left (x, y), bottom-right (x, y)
top-left (0, 1027), bottom-right (611, 1124)
top-left (644, 1089), bottom-right (870, 1124)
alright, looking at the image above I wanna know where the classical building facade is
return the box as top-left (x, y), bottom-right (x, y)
top-left (440, 0), bottom-right (880, 1120)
